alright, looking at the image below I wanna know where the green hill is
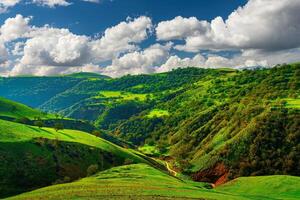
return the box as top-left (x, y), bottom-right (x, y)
top-left (64, 72), bottom-right (110, 79)
top-left (216, 175), bottom-right (300, 200)
top-left (7, 164), bottom-right (300, 200)
top-left (0, 119), bottom-right (149, 198)
top-left (0, 97), bottom-right (51, 120)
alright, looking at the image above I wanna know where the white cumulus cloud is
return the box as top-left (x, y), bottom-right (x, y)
top-left (156, 0), bottom-right (300, 52)
top-left (103, 43), bottom-right (171, 77)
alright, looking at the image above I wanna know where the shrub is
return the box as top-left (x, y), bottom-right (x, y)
top-left (54, 123), bottom-right (64, 132)
top-left (87, 164), bottom-right (99, 176)
top-left (34, 120), bottom-right (44, 128)
top-left (123, 158), bottom-right (134, 165)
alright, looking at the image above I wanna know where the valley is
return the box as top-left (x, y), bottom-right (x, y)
top-left (0, 64), bottom-right (299, 199)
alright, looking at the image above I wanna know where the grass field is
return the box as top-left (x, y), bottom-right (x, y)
top-left (7, 164), bottom-right (300, 200)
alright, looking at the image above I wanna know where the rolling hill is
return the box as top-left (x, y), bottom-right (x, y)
top-left (0, 97), bottom-right (52, 120)
top-left (7, 164), bottom-right (300, 200)
top-left (0, 119), bottom-right (150, 198)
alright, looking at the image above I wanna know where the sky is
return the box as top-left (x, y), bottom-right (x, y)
top-left (0, 0), bottom-right (299, 77)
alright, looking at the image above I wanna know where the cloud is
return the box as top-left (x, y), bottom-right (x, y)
top-left (0, 14), bottom-right (31, 42)
top-left (20, 27), bottom-right (90, 66)
top-left (103, 43), bottom-right (171, 77)
top-left (0, 0), bottom-right (20, 13)
top-left (157, 54), bottom-right (205, 73)
top-left (156, 0), bottom-right (300, 52)
top-left (32, 0), bottom-right (71, 7)
top-left (90, 16), bottom-right (152, 62)
top-left (0, 41), bottom-right (8, 64)
top-left (0, 0), bottom-right (101, 11)
top-left (82, 0), bottom-right (100, 3)
top-left (6, 15), bottom-right (152, 76)
top-left (156, 16), bottom-right (209, 41)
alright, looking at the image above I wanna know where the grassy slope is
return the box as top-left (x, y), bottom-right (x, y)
top-left (0, 119), bottom-right (148, 197)
top-left (216, 175), bottom-right (300, 200)
top-left (0, 119), bottom-right (145, 163)
top-left (8, 164), bottom-right (300, 200)
top-left (0, 97), bottom-right (52, 119)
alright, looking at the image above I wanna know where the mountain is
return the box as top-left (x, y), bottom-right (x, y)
top-left (0, 63), bottom-right (299, 186)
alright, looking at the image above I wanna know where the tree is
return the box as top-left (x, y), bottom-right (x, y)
top-left (54, 123), bottom-right (64, 132)
top-left (34, 120), bottom-right (44, 128)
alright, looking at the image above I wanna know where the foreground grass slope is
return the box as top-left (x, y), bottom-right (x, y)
top-left (216, 175), bottom-right (300, 200)
top-left (8, 164), bottom-right (300, 200)
top-left (0, 119), bottom-right (147, 198)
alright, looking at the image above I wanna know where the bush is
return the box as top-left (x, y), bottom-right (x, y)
top-left (54, 123), bottom-right (64, 132)
top-left (87, 164), bottom-right (99, 176)
top-left (34, 120), bottom-right (44, 128)
top-left (15, 117), bottom-right (30, 124)
top-left (123, 158), bottom-right (134, 165)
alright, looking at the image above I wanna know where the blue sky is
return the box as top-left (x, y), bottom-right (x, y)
top-left (0, 0), bottom-right (299, 77)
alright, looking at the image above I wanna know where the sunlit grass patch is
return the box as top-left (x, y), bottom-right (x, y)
top-left (147, 109), bottom-right (169, 118)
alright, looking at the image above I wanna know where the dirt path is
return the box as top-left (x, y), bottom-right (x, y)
top-left (165, 162), bottom-right (177, 176)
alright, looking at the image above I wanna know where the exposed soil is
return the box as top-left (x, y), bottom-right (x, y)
top-left (192, 162), bottom-right (229, 186)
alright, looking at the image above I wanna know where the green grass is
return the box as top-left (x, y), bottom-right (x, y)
top-left (216, 175), bottom-right (300, 200)
top-left (96, 91), bottom-right (149, 102)
top-left (8, 164), bottom-right (300, 200)
top-left (0, 97), bottom-right (53, 119)
top-left (0, 119), bottom-right (145, 163)
top-left (4, 164), bottom-right (235, 200)
top-left (138, 145), bottom-right (160, 156)
top-left (147, 109), bottom-right (169, 118)
top-left (0, 119), bottom-right (150, 198)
